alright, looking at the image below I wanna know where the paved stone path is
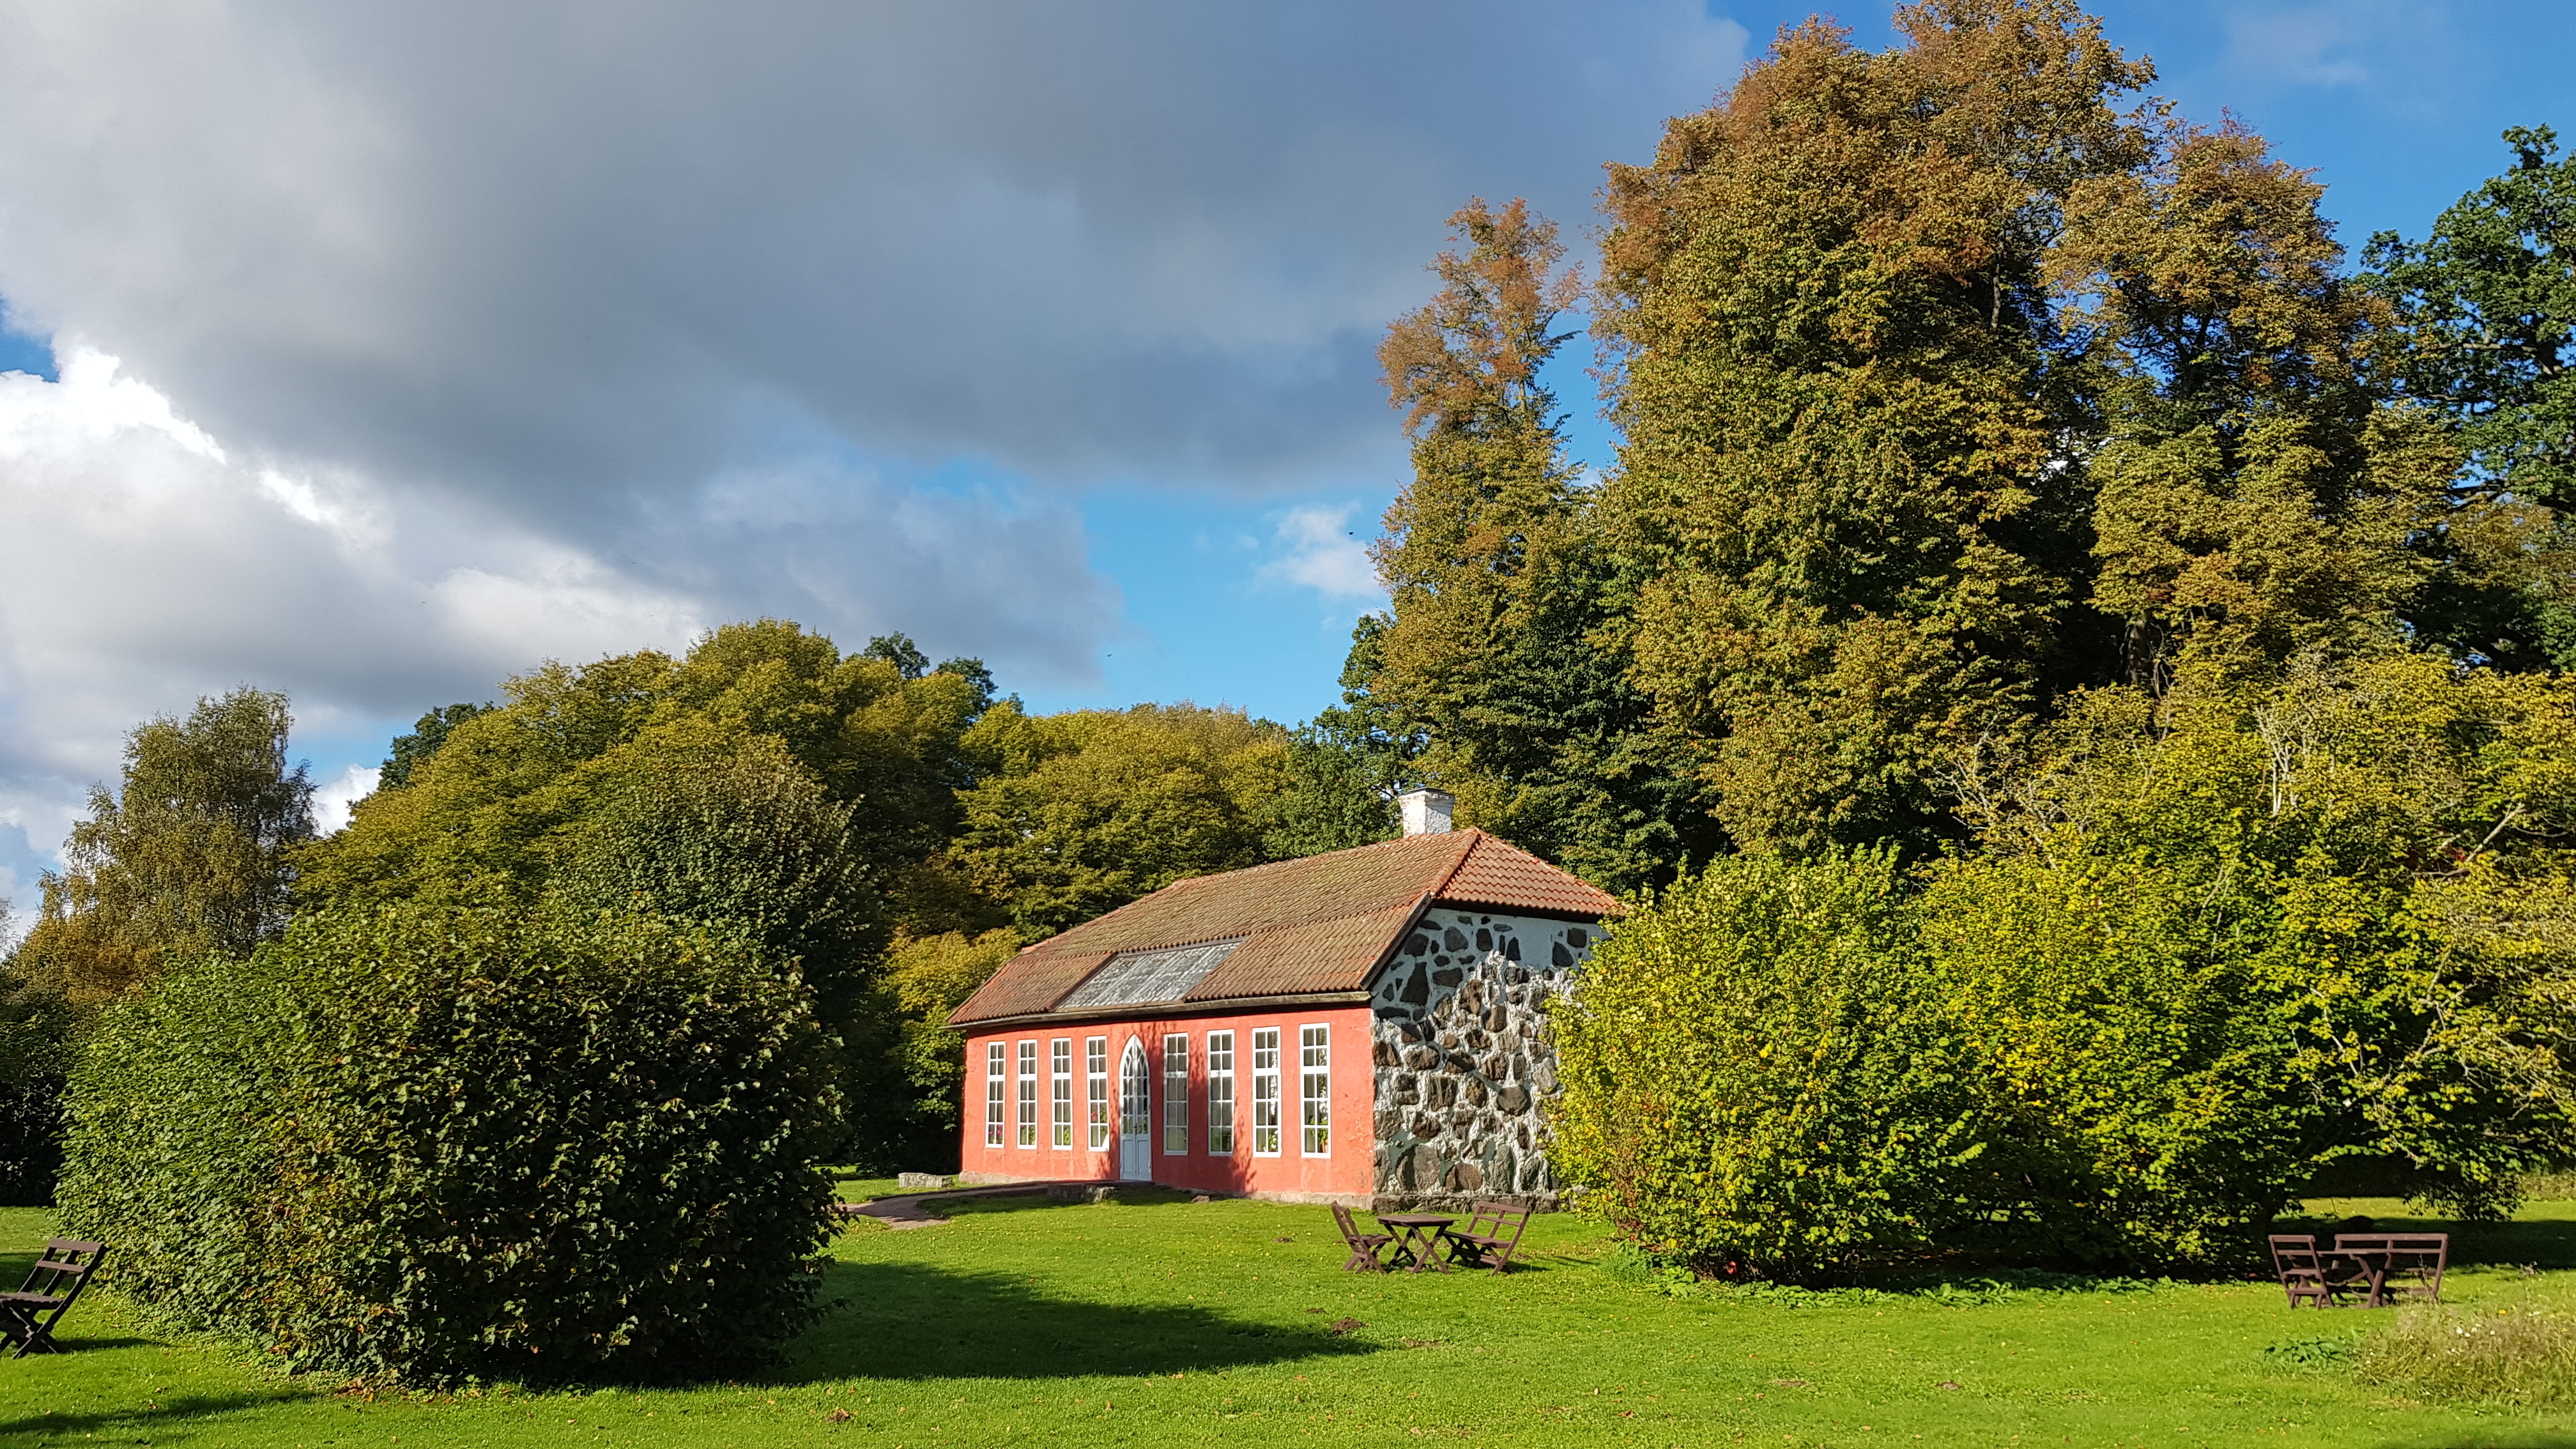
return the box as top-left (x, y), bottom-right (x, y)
top-left (833, 1181), bottom-right (1077, 1230)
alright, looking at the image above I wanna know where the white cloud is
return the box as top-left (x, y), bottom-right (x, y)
top-left (312, 764), bottom-right (380, 836)
top-left (0, 350), bottom-right (1117, 875)
top-left (2211, 1), bottom-right (2460, 99)
top-left (1259, 504), bottom-right (1384, 601)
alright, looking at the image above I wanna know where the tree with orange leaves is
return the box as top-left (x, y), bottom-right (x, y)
top-left (1366, 200), bottom-right (1717, 891)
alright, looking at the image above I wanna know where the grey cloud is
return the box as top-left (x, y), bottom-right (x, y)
top-left (0, 1), bottom-right (1744, 880)
top-left (0, 1), bottom-right (1745, 514)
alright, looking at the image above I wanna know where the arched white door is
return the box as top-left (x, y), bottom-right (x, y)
top-left (1117, 1038), bottom-right (1153, 1182)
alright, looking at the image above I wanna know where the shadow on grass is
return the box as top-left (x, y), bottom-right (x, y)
top-left (776, 1258), bottom-right (1374, 1384)
top-left (2359, 1423), bottom-right (2576, 1433)
top-left (0, 1391), bottom-right (312, 1442)
top-left (2283, 1209), bottom-right (2576, 1272)
top-left (918, 1187), bottom-right (1204, 1217)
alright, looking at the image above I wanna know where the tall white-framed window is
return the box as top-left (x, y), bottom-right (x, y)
top-left (1162, 1035), bottom-right (1190, 1154)
top-left (1086, 1037), bottom-right (1109, 1150)
top-left (1251, 1026), bottom-right (1282, 1156)
top-left (1300, 1023), bottom-right (1331, 1156)
top-left (1016, 1040), bottom-right (1038, 1148)
top-left (1050, 1038), bottom-right (1073, 1149)
top-left (1206, 1031), bottom-right (1235, 1156)
top-left (983, 1041), bottom-right (1004, 1148)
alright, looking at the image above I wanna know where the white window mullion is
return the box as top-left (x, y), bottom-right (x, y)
top-left (1206, 1031), bottom-right (1235, 1156)
top-left (1016, 1040), bottom-right (1038, 1148)
top-left (1086, 1038), bottom-right (1108, 1150)
top-left (1163, 1035), bottom-right (1190, 1154)
top-left (1300, 1023), bottom-right (1330, 1156)
top-left (983, 1041), bottom-right (1004, 1147)
top-left (1252, 1027), bottom-right (1281, 1156)
top-left (1050, 1039), bottom-right (1073, 1149)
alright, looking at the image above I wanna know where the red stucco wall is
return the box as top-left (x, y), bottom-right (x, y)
top-left (957, 1004), bottom-right (1375, 1202)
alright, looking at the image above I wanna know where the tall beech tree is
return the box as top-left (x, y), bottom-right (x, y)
top-left (2054, 122), bottom-right (2449, 689)
top-left (1594, 0), bottom-right (2156, 854)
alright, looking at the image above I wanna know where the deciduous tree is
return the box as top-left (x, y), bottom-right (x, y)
top-left (10, 688), bottom-right (313, 1006)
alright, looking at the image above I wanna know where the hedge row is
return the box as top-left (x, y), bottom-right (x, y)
top-left (59, 902), bottom-right (843, 1383)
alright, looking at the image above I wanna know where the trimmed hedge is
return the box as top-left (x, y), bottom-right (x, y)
top-left (59, 902), bottom-right (843, 1384)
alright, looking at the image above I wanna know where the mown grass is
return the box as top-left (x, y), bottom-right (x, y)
top-left (6, 1197), bottom-right (2576, 1446)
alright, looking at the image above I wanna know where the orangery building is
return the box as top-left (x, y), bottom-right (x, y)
top-left (946, 792), bottom-right (1618, 1208)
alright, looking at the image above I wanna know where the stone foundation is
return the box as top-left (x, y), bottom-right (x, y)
top-left (1367, 908), bottom-right (1591, 1211)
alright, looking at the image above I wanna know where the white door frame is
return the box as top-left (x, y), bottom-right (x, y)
top-left (1117, 1036), bottom-right (1153, 1183)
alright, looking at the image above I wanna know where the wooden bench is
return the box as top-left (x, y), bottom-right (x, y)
top-left (1330, 1203), bottom-right (1393, 1273)
top-left (1441, 1202), bottom-right (1532, 1275)
top-left (2334, 1233), bottom-right (2448, 1307)
top-left (0, 1238), bottom-right (104, 1358)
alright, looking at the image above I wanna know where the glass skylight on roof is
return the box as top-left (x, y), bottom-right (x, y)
top-left (1058, 939), bottom-right (1241, 1009)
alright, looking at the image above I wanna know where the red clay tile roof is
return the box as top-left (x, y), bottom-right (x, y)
top-left (947, 830), bottom-right (1618, 1027)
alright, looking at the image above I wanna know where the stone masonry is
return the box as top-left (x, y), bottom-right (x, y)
top-left (1367, 907), bottom-right (1593, 1211)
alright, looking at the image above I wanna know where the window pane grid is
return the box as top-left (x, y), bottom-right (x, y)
top-left (1058, 939), bottom-right (1241, 1010)
top-left (1206, 1031), bottom-right (1234, 1156)
top-left (1300, 1024), bottom-right (1330, 1156)
top-left (1163, 1036), bottom-right (1189, 1154)
top-left (1252, 1027), bottom-right (1281, 1156)
top-left (1016, 1041), bottom-right (1037, 1148)
top-left (1050, 1039), bottom-right (1072, 1149)
top-left (1085, 1038), bottom-right (1109, 1150)
top-left (983, 1042), bottom-right (1004, 1147)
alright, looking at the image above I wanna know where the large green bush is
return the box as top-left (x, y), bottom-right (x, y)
top-left (1915, 854), bottom-right (2314, 1262)
top-left (59, 903), bottom-right (841, 1384)
top-left (1547, 849), bottom-right (1978, 1283)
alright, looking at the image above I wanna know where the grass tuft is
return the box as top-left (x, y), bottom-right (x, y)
top-left (2354, 1304), bottom-right (2576, 1407)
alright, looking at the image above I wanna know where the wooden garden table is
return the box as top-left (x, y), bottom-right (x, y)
top-left (1376, 1213), bottom-right (1455, 1274)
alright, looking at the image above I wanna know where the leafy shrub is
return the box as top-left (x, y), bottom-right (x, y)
top-left (59, 902), bottom-right (842, 1384)
top-left (1917, 853), bottom-right (2314, 1262)
top-left (1548, 848), bottom-right (1977, 1284)
top-left (2354, 1306), bottom-right (2576, 1407)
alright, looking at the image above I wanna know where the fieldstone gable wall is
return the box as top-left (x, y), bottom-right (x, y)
top-left (1367, 906), bottom-right (1593, 1211)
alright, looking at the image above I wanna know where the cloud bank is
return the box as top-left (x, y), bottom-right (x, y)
top-left (0, 0), bottom-right (1749, 894)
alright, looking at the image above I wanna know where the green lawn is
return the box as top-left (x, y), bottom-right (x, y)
top-left (4, 1194), bottom-right (2576, 1446)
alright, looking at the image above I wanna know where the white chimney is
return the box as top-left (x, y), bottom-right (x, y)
top-left (1397, 788), bottom-right (1455, 836)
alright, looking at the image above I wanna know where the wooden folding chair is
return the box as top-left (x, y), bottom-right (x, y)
top-left (0, 1238), bottom-right (104, 1357)
top-left (1443, 1201), bottom-right (1532, 1275)
top-left (2267, 1234), bottom-right (2349, 1308)
top-left (1330, 1204), bottom-right (1393, 1273)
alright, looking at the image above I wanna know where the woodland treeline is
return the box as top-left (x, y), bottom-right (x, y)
top-left (3, 0), bottom-right (2573, 1276)
top-left (0, 636), bottom-right (1388, 1183)
top-left (1427, 1), bottom-right (2576, 1275)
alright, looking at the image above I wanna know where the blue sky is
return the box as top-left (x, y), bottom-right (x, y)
top-left (0, 0), bottom-right (2570, 904)
top-left (1026, 0), bottom-right (2576, 722)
